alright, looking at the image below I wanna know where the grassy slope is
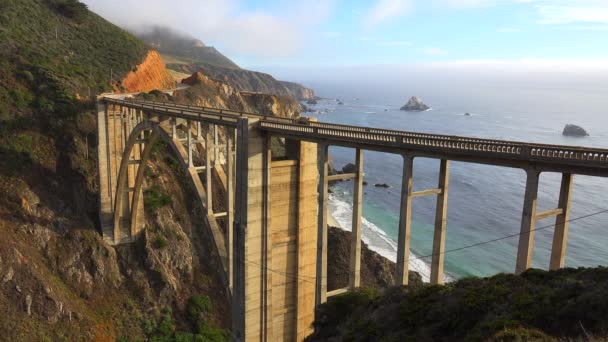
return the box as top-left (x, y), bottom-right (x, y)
top-left (0, 1), bottom-right (229, 340)
top-left (309, 267), bottom-right (608, 341)
top-left (0, 0), bottom-right (147, 120)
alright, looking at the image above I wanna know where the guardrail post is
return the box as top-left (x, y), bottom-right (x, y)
top-left (349, 148), bottom-right (364, 289)
top-left (550, 173), bottom-right (573, 270)
top-left (431, 159), bottom-right (450, 284)
top-left (396, 155), bottom-right (414, 285)
top-left (516, 168), bottom-right (540, 274)
top-left (316, 144), bottom-right (329, 307)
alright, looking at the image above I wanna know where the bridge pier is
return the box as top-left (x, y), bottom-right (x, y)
top-left (315, 144), bottom-right (329, 307)
top-left (396, 155), bottom-right (414, 285)
top-left (431, 159), bottom-right (450, 284)
top-left (550, 173), bottom-right (573, 270)
top-left (349, 148), bottom-right (364, 289)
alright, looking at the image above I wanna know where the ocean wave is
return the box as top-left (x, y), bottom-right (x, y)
top-left (328, 193), bottom-right (452, 282)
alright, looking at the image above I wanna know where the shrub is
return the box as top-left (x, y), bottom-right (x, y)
top-left (143, 185), bottom-right (172, 212)
top-left (49, 0), bottom-right (88, 21)
top-left (153, 236), bottom-right (168, 249)
top-left (187, 295), bottom-right (212, 323)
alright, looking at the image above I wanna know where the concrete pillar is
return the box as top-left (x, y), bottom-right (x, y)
top-left (396, 155), bottom-right (414, 285)
top-left (315, 144), bottom-right (329, 306)
top-left (171, 118), bottom-right (177, 138)
top-left (550, 173), bottom-right (573, 270)
top-left (226, 127), bottom-right (234, 290)
top-left (296, 137), bottom-right (319, 341)
top-left (232, 118), bottom-right (268, 341)
top-left (214, 124), bottom-right (219, 164)
top-left (205, 124), bottom-right (213, 215)
top-left (96, 99), bottom-right (114, 242)
top-left (262, 135), bottom-right (273, 342)
top-left (187, 120), bottom-right (193, 168)
top-left (349, 148), bottom-right (364, 289)
top-left (430, 159), bottom-right (450, 284)
top-left (516, 169), bottom-right (540, 274)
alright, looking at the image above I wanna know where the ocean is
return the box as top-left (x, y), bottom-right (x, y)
top-left (293, 68), bottom-right (608, 281)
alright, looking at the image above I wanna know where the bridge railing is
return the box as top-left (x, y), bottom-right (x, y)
top-left (105, 97), bottom-right (608, 168)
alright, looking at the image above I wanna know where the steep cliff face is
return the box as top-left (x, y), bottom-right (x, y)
top-left (169, 62), bottom-right (314, 102)
top-left (280, 81), bottom-right (316, 100)
top-left (173, 72), bottom-right (301, 118)
top-left (119, 51), bottom-right (176, 93)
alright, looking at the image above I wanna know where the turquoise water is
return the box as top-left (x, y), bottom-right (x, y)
top-left (303, 74), bottom-right (608, 281)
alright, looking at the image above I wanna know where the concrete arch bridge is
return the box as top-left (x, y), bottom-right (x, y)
top-left (96, 96), bottom-right (608, 341)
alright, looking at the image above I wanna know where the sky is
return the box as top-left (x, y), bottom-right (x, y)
top-left (82, 0), bottom-right (608, 71)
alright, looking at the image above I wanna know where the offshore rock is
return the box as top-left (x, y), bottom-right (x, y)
top-left (562, 124), bottom-right (589, 137)
top-left (400, 96), bottom-right (430, 112)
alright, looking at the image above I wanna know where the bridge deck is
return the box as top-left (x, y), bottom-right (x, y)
top-left (104, 97), bottom-right (608, 176)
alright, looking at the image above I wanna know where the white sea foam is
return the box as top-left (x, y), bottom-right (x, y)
top-left (328, 193), bottom-right (452, 282)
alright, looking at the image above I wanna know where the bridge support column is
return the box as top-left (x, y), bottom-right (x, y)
top-left (206, 124), bottom-right (214, 215)
top-left (96, 99), bottom-right (114, 241)
top-left (431, 159), bottom-right (450, 284)
top-left (315, 144), bottom-right (329, 306)
top-left (396, 155), bottom-right (414, 285)
top-left (233, 118), bottom-right (270, 342)
top-left (516, 169), bottom-right (540, 274)
top-left (550, 173), bottom-right (574, 270)
top-left (349, 148), bottom-right (364, 289)
top-left (226, 127), bottom-right (234, 291)
top-left (296, 136), bottom-right (319, 341)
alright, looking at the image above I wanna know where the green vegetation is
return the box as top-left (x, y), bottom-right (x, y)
top-left (0, 0), bottom-right (146, 119)
top-left (144, 185), bottom-right (172, 212)
top-left (309, 267), bottom-right (608, 341)
top-left (139, 296), bottom-right (228, 342)
top-left (153, 235), bottom-right (168, 249)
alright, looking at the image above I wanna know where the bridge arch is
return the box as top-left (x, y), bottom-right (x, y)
top-left (108, 115), bottom-right (231, 290)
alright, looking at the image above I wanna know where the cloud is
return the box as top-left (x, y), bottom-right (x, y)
top-left (82, 0), bottom-right (334, 58)
top-left (364, 0), bottom-right (413, 26)
top-left (536, 3), bottom-right (608, 25)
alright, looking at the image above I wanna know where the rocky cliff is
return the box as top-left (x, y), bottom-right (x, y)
top-left (119, 51), bottom-right (176, 93)
top-left (327, 227), bottom-right (422, 290)
top-left (279, 81), bottom-right (316, 101)
top-left (158, 71), bottom-right (302, 119)
top-left (170, 63), bottom-right (314, 101)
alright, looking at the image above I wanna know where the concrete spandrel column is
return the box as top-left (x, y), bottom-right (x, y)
top-left (396, 155), bottom-right (414, 285)
top-left (226, 127), bottom-right (234, 291)
top-left (550, 173), bottom-right (573, 270)
top-left (516, 169), bottom-right (540, 274)
top-left (205, 124), bottom-right (213, 215)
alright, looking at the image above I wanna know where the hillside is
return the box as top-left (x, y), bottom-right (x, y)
top-left (309, 267), bottom-right (608, 341)
top-left (0, 1), bottom-right (226, 340)
top-left (137, 26), bottom-right (240, 69)
top-left (136, 26), bottom-right (316, 100)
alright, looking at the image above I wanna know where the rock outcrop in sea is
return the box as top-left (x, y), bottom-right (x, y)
top-left (562, 124), bottom-right (589, 137)
top-left (400, 96), bottom-right (430, 112)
